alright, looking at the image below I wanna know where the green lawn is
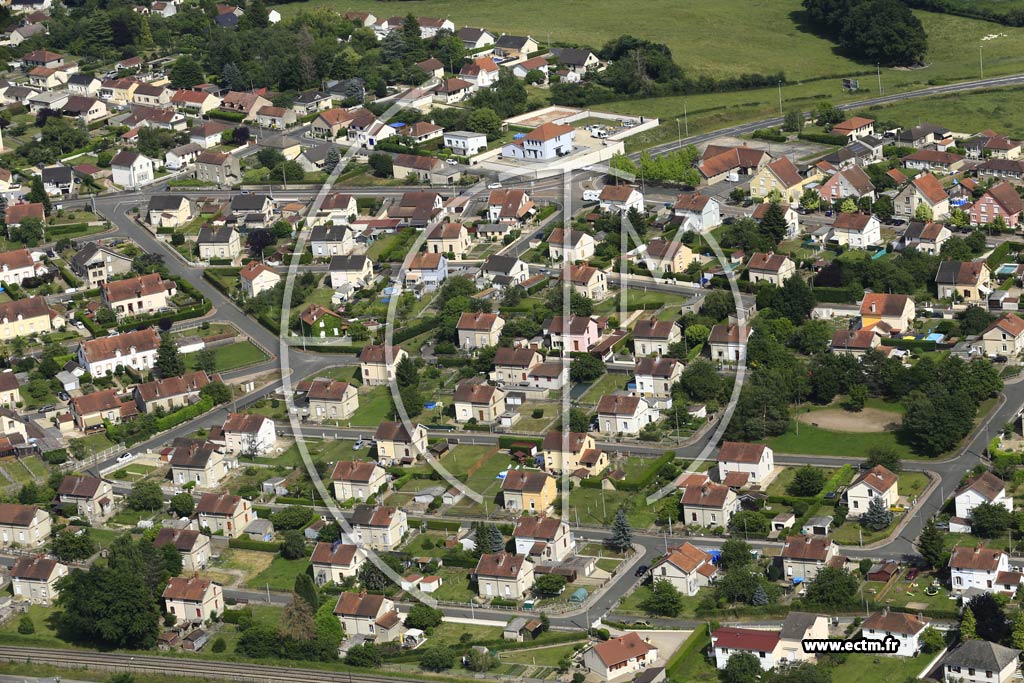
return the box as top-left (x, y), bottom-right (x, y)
top-left (763, 419), bottom-right (915, 459)
top-left (245, 555), bottom-right (309, 591)
top-left (616, 585), bottom-right (703, 618)
top-left (569, 487), bottom-right (656, 529)
top-left (579, 372), bottom-right (630, 404)
top-left (428, 622), bottom-right (503, 646)
top-left (594, 288), bottom-right (679, 315)
top-left (764, 466), bottom-right (841, 497)
top-left (898, 472), bottom-right (930, 499)
top-left (500, 642), bottom-right (583, 667)
top-left (596, 558), bottom-right (622, 573)
top-left (853, 85), bottom-right (1024, 139)
top-left (186, 341), bottom-right (269, 373)
top-left (430, 567), bottom-right (477, 603)
top-left (263, 438), bottom-right (363, 467)
top-left (830, 653), bottom-right (932, 683)
top-left (348, 386), bottom-right (394, 427)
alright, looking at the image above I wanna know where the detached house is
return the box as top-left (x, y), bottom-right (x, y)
top-left (969, 181), bottom-right (1024, 229)
top-left (642, 239), bottom-right (694, 274)
top-left (817, 165), bottom-right (875, 202)
top-left (950, 544), bottom-right (1011, 593)
top-left (599, 185), bottom-right (644, 214)
top-left (895, 173), bottom-right (949, 220)
top-left (501, 470), bottom-right (556, 513)
top-left (902, 149), bottom-right (965, 174)
top-left (502, 122), bottom-right (574, 162)
top-left (513, 514), bottom-right (575, 563)
top-left (426, 222), bottom-right (471, 258)
top-left (310, 108), bottom-right (355, 140)
top-left (56, 475), bottom-right (113, 521)
top-left (697, 145), bottom-right (770, 185)
top-left (70, 243), bottom-right (132, 288)
top-left (564, 264), bottom-right (607, 300)
top-left (331, 460), bottom-right (386, 501)
top-left (717, 442), bottom-right (774, 487)
top-left (305, 378), bottom-right (359, 421)
top-left (708, 324), bottom-right (751, 363)
top-left (779, 535), bottom-right (838, 581)
top-left (154, 528), bottom-right (211, 572)
top-left (457, 311), bottom-right (505, 349)
top-left (77, 328), bottom-right (160, 378)
top-left (110, 151), bottom-right (154, 189)
top-left (672, 193), bottom-right (721, 232)
top-left (220, 90), bottom-right (271, 120)
top-left (955, 471), bottom-right (1013, 529)
top-left (310, 224), bottom-right (354, 259)
top-left (194, 150), bottom-right (241, 185)
top-left (712, 627), bottom-right (782, 671)
top-left (239, 261), bottom-right (280, 298)
top-left (846, 465), bottom-right (898, 519)
top-left (861, 611), bottom-right (927, 657)
top-left (977, 314), bottom-right (1024, 358)
top-left (459, 56), bottom-right (499, 88)
top-left (935, 260), bottom-right (992, 303)
top-left (832, 212), bottom-right (881, 248)
top-left (405, 252), bottom-right (448, 289)
top-left (10, 557), bottom-right (67, 605)
top-left (488, 188), bottom-right (535, 225)
top-left (481, 255), bottom-right (530, 289)
top-left (747, 252), bottom-right (796, 286)
top-left (831, 116), bottom-right (875, 141)
top-left (168, 439), bottom-right (233, 488)
top-left (900, 220), bottom-right (951, 255)
top-left (171, 89), bottom-right (221, 115)
top-left (542, 431), bottom-right (607, 476)
top-left (941, 640), bottom-right (1022, 683)
top-left (0, 248), bottom-right (46, 285)
top-left (475, 551), bottom-right (534, 599)
top-left (219, 412), bottom-right (275, 456)
top-left (147, 195), bottom-right (193, 228)
top-left (453, 380), bottom-right (506, 424)
top-left (492, 34), bottom-right (538, 59)
top-left (374, 421), bottom-right (428, 467)
top-left (632, 317), bottom-right (680, 356)
top-left (583, 632), bottom-right (658, 682)
top-left (333, 592), bottom-right (402, 642)
top-left (196, 492), bottom-right (251, 538)
top-left (69, 388), bottom-right (138, 430)
top-left (0, 296), bottom-right (61, 341)
top-left (163, 577), bottom-right (221, 625)
top-left (351, 505), bottom-right (408, 550)
top-left (311, 542), bottom-right (366, 584)
top-left (544, 314), bottom-right (599, 352)
top-left (650, 542), bottom-right (717, 596)
top-left (750, 157), bottom-right (816, 204)
top-left (0, 504), bottom-right (50, 548)
top-left (597, 394), bottom-right (659, 435)
top-left (547, 227), bottom-right (595, 262)
top-left (196, 226), bottom-right (242, 261)
top-left (860, 293), bottom-right (915, 333)
top-left (634, 356), bottom-right (682, 399)
top-left (329, 254), bottom-right (373, 289)
top-left (99, 273), bottom-right (175, 319)
top-left (680, 482), bottom-right (739, 528)
top-left (359, 344), bottom-right (408, 387)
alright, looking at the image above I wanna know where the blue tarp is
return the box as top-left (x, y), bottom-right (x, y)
top-left (513, 133), bottom-right (526, 139)
top-left (569, 588), bottom-right (588, 603)
top-left (792, 577), bottom-right (804, 585)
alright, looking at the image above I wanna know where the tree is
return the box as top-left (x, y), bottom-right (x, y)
top-left (169, 492), bottom-right (194, 518)
top-left (294, 572), bottom-right (319, 610)
top-left (971, 501), bottom-right (1012, 538)
top-left (52, 528), bottom-right (96, 562)
top-left (958, 305), bottom-right (994, 336)
top-left (607, 507), bottom-right (633, 552)
top-left (839, 0), bottom-right (928, 66)
top-left (722, 652), bottom-right (762, 683)
top-left (966, 593), bottom-right (1009, 643)
top-left (866, 445), bottom-right (902, 473)
top-left (155, 334), bottom-right (184, 378)
top-left (918, 517), bottom-right (945, 569)
top-left (782, 110), bottom-right (803, 133)
top-left (874, 194), bottom-right (894, 220)
top-left (787, 466), bottom-right (826, 496)
top-left (919, 625), bottom-right (945, 654)
top-left (269, 161), bottom-right (305, 183)
top-left (565, 407), bottom-right (591, 433)
top-left (860, 494), bottom-right (893, 531)
top-left (750, 585), bottom-right (769, 606)
top-left (699, 289), bottom-right (736, 321)
top-left (960, 604), bottom-right (977, 640)
top-left (639, 578), bottom-right (684, 617)
top-left (54, 565), bottom-right (160, 649)
top-left (201, 381), bottom-right (231, 405)
top-left (279, 530), bottom-right (307, 560)
top-left (405, 603), bottom-right (443, 630)
top-left (800, 188), bottom-right (820, 211)
top-left (465, 647), bottom-right (498, 672)
top-left (368, 153), bottom-right (393, 177)
top-left (719, 538), bottom-right (754, 570)
top-left (534, 574), bottom-right (567, 597)
top-left (466, 107), bottom-right (502, 140)
top-left (839, 198), bottom-right (857, 214)
top-left (1011, 611), bottom-right (1024, 651)
top-left (279, 592), bottom-right (316, 641)
top-left (26, 176), bottom-right (51, 215)
top-left (913, 202), bottom-right (933, 221)
top-left (127, 481), bottom-right (164, 511)
top-left (477, 523), bottom-right (505, 553)
top-left (17, 614), bottom-right (34, 635)
top-left (170, 55), bottom-right (204, 88)
top-left (395, 356), bottom-right (418, 388)
top-left (677, 359), bottom-right (725, 402)
top-left (803, 567), bottom-right (858, 609)
top-left (420, 646), bottom-right (455, 672)
top-left (570, 353), bottom-right (605, 382)
top-left (272, 506), bottom-right (314, 530)
top-left (345, 642), bottom-right (382, 667)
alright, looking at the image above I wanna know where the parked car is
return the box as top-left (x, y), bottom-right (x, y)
top-left (487, 182), bottom-right (502, 189)
top-left (445, 158), bottom-right (458, 166)
top-left (116, 452), bottom-right (134, 464)
top-left (57, 391), bottom-right (70, 402)
top-left (634, 564), bottom-right (649, 577)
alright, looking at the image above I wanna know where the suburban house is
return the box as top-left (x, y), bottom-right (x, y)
top-left (816, 165), bottom-right (875, 202)
top-left (350, 505), bottom-right (408, 550)
top-left (219, 412), bottom-right (275, 456)
top-left (255, 105), bottom-right (296, 130)
top-left (502, 122), bottom-right (574, 162)
top-left (154, 528), bottom-right (211, 572)
top-left (717, 442), bottom-right (774, 487)
top-left (895, 173), bottom-right (949, 220)
top-left (935, 261), bottom-right (992, 303)
top-left (950, 544), bottom-right (1011, 593)
top-left (955, 472), bottom-right (1013, 529)
top-left (475, 551), bottom-right (535, 599)
top-left (0, 504), bottom-right (50, 548)
top-left (194, 150), bottom-right (241, 185)
top-left (169, 440), bottom-right (233, 489)
top-left (0, 248), bottom-right (46, 284)
top-left (432, 77), bottom-right (475, 104)
top-left (66, 243), bottom-right (131, 288)
top-left (564, 264), bottom-right (607, 300)
top-left (492, 34), bottom-right (538, 59)
top-left (895, 122), bottom-right (950, 148)
top-left (860, 293), bottom-right (916, 333)
top-left (487, 188), bottom-right (535, 225)
top-left (481, 255), bottom-right (530, 289)
top-left (110, 150), bottom-right (154, 189)
top-left (672, 192), bottom-right (721, 232)
top-left (597, 395), bottom-right (659, 435)
top-left (582, 632), bottom-right (658, 682)
top-left (750, 156), bottom-right (817, 204)
top-left (170, 89), bottom-right (221, 115)
top-left (0, 373), bottom-right (19, 408)
top-left (680, 481), bottom-right (739, 528)
top-left (196, 226), bottom-right (242, 261)
top-left (501, 470), bottom-right (556, 513)
top-left (0, 296), bottom-right (61, 341)
top-left (56, 475), bottom-right (113, 521)
top-left (457, 312), bottom-right (505, 349)
top-left (634, 356), bottom-right (682, 399)
top-left (69, 389), bottom-right (138, 431)
top-left (712, 627), bottom-right (782, 671)
top-left (633, 317), bottom-right (681, 356)
top-left (861, 611), bottom-right (927, 657)
top-left (453, 381), bottom-right (506, 424)
top-left (220, 90), bottom-right (271, 120)
top-left (333, 592), bottom-right (402, 643)
top-left (392, 153), bottom-right (455, 184)
top-left (299, 304), bottom-right (346, 338)
top-left (239, 261), bottom-right (280, 298)
top-left (190, 121), bottom-right (232, 148)
top-left (550, 47), bottom-right (600, 73)
top-left (77, 328), bottom-right (161, 378)
top-left (708, 324), bottom-right (751, 363)
top-left (752, 201), bottom-right (800, 238)
top-left (331, 460), bottom-right (386, 501)
top-left (374, 421), bottom-right (428, 467)
top-left (512, 515), bottom-right (576, 563)
top-left (831, 116), bottom-right (875, 141)
top-left (598, 185), bottom-right (644, 214)
top-left (405, 252), bottom-right (448, 289)
top-left (977, 314), bottom-right (1024, 358)
top-left (99, 273), bottom-right (175, 319)
top-left (541, 430), bottom-right (607, 476)
top-left (747, 252), bottom-right (796, 286)
top-left (779, 535), bottom-right (838, 581)
top-left (547, 227), bottom-right (596, 262)
top-left (147, 195), bottom-right (193, 228)
top-left (964, 130), bottom-right (1021, 160)
top-left (426, 222), bottom-right (471, 258)
top-left (940, 640), bottom-right (1021, 683)
top-left (649, 542), bottom-right (718, 596)
top-left (310, 108), bottom-right (355, 140)
top-left (900, 221), bottom-right (951, 255)
top-left (457, 27), bottom-right (495, 49)
top-left (642, 239), bottom-right (694, 274)
top-left (310, 542), bottom-right (366, 584)
top-left (459, 56), bottom-right (499, 88)
top-left (697, 145), bottom-right (770, 184)
top-left (346, 109), bottom-right (396, 149)
top-left (902, 149), bottom-right (965, 174)
top-left (310, 196), bottom-right (358, 229)
top-left (443, 130), bottom-right (488, 157)
top-left (41, 165), bottom-right (74, 195)
top-left (162, 576), bottom-right (221, 625)
top-left (359, 344), bottom-right (409, 387)
top-left (831, 212), bottom-right (881, 248)
top-left (195, 492), bottom-right (252, 538)
top-left (305, 378), bottom-right (359, 422)
top-left (10, 557), bottom-right (67, 605)
top-left (329, 254), bottom-right (374, 289)
top-left (969, 181), bottom-right (1024, 228)
top-left (846, 465), bottom-right (898, 519)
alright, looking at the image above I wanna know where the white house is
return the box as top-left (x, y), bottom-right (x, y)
top-left (949, 544), bottom-right (1011, 593)
top-left (596, 395), bottom-right (659, 435)
top-left (861, 611), bottom-right (927, 657)
top-left (220, 412), bottom-right (276, 456)
top-left (512, 514), bottom-right (575, 563)
top-left (941, 640), bottom-right (1022, 683)
top-left (649, 542), bottom-right (717, 596)
top-left (673, 193), bottom-right (721, 232)
top-left (712, 627), bottom-right (781, 671)
top-left (634, 356), bottom-right (682, 399)
top-left (717, 442), bottom-right (774, 487)
top-left (547, 228), bottom-right (595, 262)
top-left (846, 465), bottom-right (898, 519)
top-left (444, 130), bottom-right (488, 157)
top-left (502, 123), bottom-right (574, 161)
top-left (329, 255), bottom-right (374, 289)
top-left (110, 151), bottom-right (155, 189)
top-left (599, 185), bottom-right (644, 214)
top-left (77, 328), bottom-right (161, 378)
top-left (955, 472), bottom-right (1013, 524)
top-left (582, 632), bottom-right (658, 682)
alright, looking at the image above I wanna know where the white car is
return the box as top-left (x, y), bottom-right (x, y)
top-left (487, 182), bottom-right (502, 189)
top-left (446, 158), bottom-right (458, 166)
top-left (116, 452), bottom-right (134, 464)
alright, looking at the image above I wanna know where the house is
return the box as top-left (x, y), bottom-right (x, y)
top-left (444, 130), bottom-right (488, 157)
top-left (481, 256), bottom-right (530, 290)
top-left (902, 149), bottom-right (966, 174)
top-left (3, 203), bottom-right (46, 227)
top-left (28, 66), bottom-right (67, 90)
top-left (547, 228), bottom-right (595, 262)
top-left (680, 482), bottom-right (739, 528)
top-left (831, 328), bottom-right (882, 357)
top-left (453, 380), bottom-right (506, 423)
top-left (597, 394), bottom-right (659, 435)
top-left (550, 47), bottom-right (600, 73)
top-left (0, 373), bottom-right (20, 408)
top-left (475, 551), bottom-right (535, 599)
top-left (389, 191), bottom-right (444, 227)
top-left (747, 252), bottom-right (796, 286)
top-left (711, 627), bottom-right (781, 671)
top-left (374, 421), bottom-right (428, 467)
top-left (427, 222), bottom-right (471, 257)
top-left (309, 224), bottom-right (354, 257)
top-left (860, 293), bottom-right (915, 333)
top-left (583, 632), bottom-right (658, 682)
top-left (359, 344), bottom-right (409, 386)
top-left (220, 91), bottom-right (271, 120)
top-left (331, 461), bottom-right (386, 501)
top-left (544, 314), bottom-right (599, 352)
top-left (779, 535), bottom-right (838, 581)
top-left (964, 130), bottom-right (1022, 160)
top-left (750, 157), bottom-right (816, 204)
top-left (414, 57), bottom-right (444, 80)
top-left (433, 77), bottom-right (475, 104)
top-left (98, 77), bottom-right (139, 104)
top-left (333, 592), bottom-right (402, 643)
top-left (752, 200), bottom-right (800, 238)
top-left (512, 56), bottom-right (549, 81)
top-left (492, 34), bottom-right (538, 60)
top-left (0, 504), bottom-right (50, 547)
top-left (171, 89), bottom-right (221, 116)
top-left (291, 90), bottom-right (333, 116)
top-left (0, 248), bottom-right (45, 285)
top-left (61, 95), bottom-right (107, 124)
top-left (940, 639), bottom-right (1021, 683)
top-left (220, 412), bottom-right (275, 456)
top-left (69, 388), bottom-right (137, 431)
top-left (7, 23), bottom-right (46, 46)
top-left (405, 252), bottom-right (448, 288)
top-left (10, 557), bottom-right (67, 605)
top-left (162, 576), bottom-right (221, 625)
top-left (634, 357), bottom-right (682, 399)
top-left (56, 475), bottom-right (113, 521)
top-left (717, 442), bottom-right (774, 487)
top-left (969, 182), bottom-right (1024, 228)
top-left (239, 261), bottom-right (280, 298)
top-left (196, 492), bottom-right (252, 538)
top-left (99, 273), bottom-right (176, 319)
top-left (253, 105), bottom-right (296, 130)
top-left (310, 108), bottom-right (355, 140)
top-left (311, 194), bottom-right (358, 228)
top-left (831, 212), bottom-right (881, 248)
top-left (896, 122), bottom-right (950, 148)
top-left (671, 193), bottom-right (721, 232)
top-left (846, 465), bottom-right (898, 519)
top-left (976, 313), bottom-right (1024, 358)
top-left (154, 528), bottom-right (211, 572)
top-left (168, 439), bottom-right (233, 488)
top-left (564, 264), bottom-right (607, 300)
top-left (501, 470), bottom-right (556, 512)
top-left (950, 544), bottom-right (1012, 593)
top-left (69, 243), bottom-right (133, 288)
top-left (164, 143), bottom-right (203, 171)
top-left (642, 239), bottom-right (694, 274)
top-left (599, 185), bottom-right (644, 214)
top-left (831, 116), bottom-right (875, 141)
top-left (329, 254), bottom-right (373, 289)
top-left (310, 542), bottom-right (365, 585)
top-left (194, 150), bottom-right (241, 185)
top-left (816, 166), bottom-right (875, 203)
top-left (708, 324), bottom-right (751, 363)
top-left (346, 110), bottom-right (395, 149)
top-left (861, 611), bottom-right (927, 657)
top-left (649, 542), bottom-right (717, 596)
top-left (502, 122), bottom-right (575, 162)
top-left (900, 220), bottom-right (951, 255)
top-left (305, 378), bottom-right (359, 422)
top-left (110, 151), bottom-right (154, 189)
top-left (397, 121), bottom-right (444, 145)
top-left (77, 328), bottom-right (161, 378)
top-left (392, 153), bottom-right (450, 184)
top-left (541, 431), bottom-right (607, 476)
top-left (132, 83), bottom-right (173, 108)
top-left (459, 56), bottom-right (499, 88)
top-left (633, 318), bottom-right (681, 356)
top-left (457, 27), bottom-right (495, 49)
top-left (488, 189), bottom-right (535, 225)
top-left (457, 311), bottom-right (505, 349)
top-left (0, 296), bottom-right (60, 341)
top-left (350, 505), bottom-right (408, 550)
top-left (513, 514), bottom-right (575, 563)
top-left (895, 173), bottom-right (949, 220)
top-left (147, 195), bottom-right (192, 228)
top-left (230, 194), bottom-right (273, 223)
top-left (196, 226), bottom-right (242, 261)
top-left (935, 261), bottom-right (992, 303)
top-left (956, 472), bottom-right (1013, 526)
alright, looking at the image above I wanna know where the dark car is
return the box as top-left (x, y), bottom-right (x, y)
top-left (995, 355), bottom-right (1009, 363)
top-left (722, 217), bottom-right (736, 225)
top-left (634, 565), bottom-right (649, 577)
top-left (890, 218), bottom-right (906, 227)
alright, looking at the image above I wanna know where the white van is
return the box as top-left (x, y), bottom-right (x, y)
top-left (582, 189), bottom-right (600, 202)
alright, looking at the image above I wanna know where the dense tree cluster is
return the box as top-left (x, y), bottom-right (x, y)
top-left (801, 0), bottom-right (928, 65)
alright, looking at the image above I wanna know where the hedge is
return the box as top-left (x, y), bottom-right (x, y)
top-left (56, 262), bottom-right (83, 288)
top-left (393, 316), bottom-right (439, 344)
top-left (811, 286), bottom-right (859, 304)
top-left (798, 131), bottom-right (847, 146)
top-left (275, 496), bottom-right (319, 506)
top-left (156, 397), bottom-right (214, 431)
top-left (222, 608), bottom-right (252, 624)
top-left (296, 344), bottom-right (366, 354)
top-left (887, 338), bottom-right (937, 352)
top-left (752, 128), bottom-right (786, 142)
top-left (78, 312), bottom-right (108, 337)
top-left (208, 108), bottom-right (248, 122)
top-left (228, 537), bottom-right (280, 552)
top-left (117, 301), bottom-right (211, 332)
top-left (202, 269), bottom-right (239, 297)
top-left (497, 435), bottom-right (543, 449)
top-left (209, 258), bottom-right (233, 266)
top-left (46, 222), bottom-right (94, 237)
top-left (987, 241), bottom-right (1012, 270)
top-left (613, 451), bottom-right (675, 491)
top-left (156, 227), bottom-right (175, 235)
top-left (422, 519), bottom-right (463, 532)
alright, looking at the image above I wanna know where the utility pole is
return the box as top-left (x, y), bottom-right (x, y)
top-left (675, 119), bottom-right (681, 149)
top-left (683, 101), bottom-right (688, 137)
top-left (876, 63), bottom-right (882, 95)
top-left (980, 44), bottom-right (984, 79)
top-left (778, 81), bottom-right (783, 116)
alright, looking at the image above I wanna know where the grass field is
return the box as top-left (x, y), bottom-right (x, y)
top-left (853, 85), bottom-right (1024, 137)
top-left (186, 341), bottom-right (269, 373)
top-left (579, 372), bottom-right (630, 404)
top-left (764, 418), bottom-right (915, 459)
top-left (245, 555), bottom-right (309, 591)
top-left (348, 386), bottom-right (394, 427)
top-left (500, 642), bottom-right (582, 667)
top-left (830, 653), bottom-right (932, 683)
top-left (764, 465), bottom-right (841, 497)
top-left (430, 567), bottom-right (477, 603)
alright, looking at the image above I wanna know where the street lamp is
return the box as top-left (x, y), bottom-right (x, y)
top-left (777, 81), bottom-right (783, 116)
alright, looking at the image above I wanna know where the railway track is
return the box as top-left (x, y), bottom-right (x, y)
top-left (0, 646), bottom-right (432, 683)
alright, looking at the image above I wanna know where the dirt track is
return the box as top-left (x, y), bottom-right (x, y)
top-left (796, 407), bottom-right (902, 433)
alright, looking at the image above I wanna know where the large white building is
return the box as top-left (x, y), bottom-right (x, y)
top-left (502, 123), bottom-right (575, 161)
top-left (77, 328), bottom-right (161, 377)
top-left (949, 544), bottom-right (1011, 594)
